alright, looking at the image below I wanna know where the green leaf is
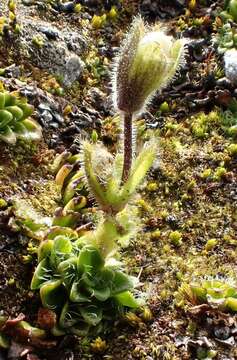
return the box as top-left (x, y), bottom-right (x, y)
top-left (70, 281), bottom-right (91, 303)
top-left (70, 322), bottom-right (90, 336)
top-left (17, 102), bottom-right (34, 119)
top-left (31, 258), bottom-right (53, 290)
top-left (5, 106), bottom-right (23, 121)
top-left (38, 240), bottom-right (54, 262)
top-left (0, 92), bottom-right (5, 109)
top-left (120, 140), bottom-right (157, 205)
top-left (17, 321), bottom-right (46, 338)
top-left (47, 226), bottom-right (78, 241)
top-left (62, 170), bottom-right (84, 204)
top-left (95, 268), bottom-right (115, 289)
top-left (59, 302), bottom-right (81, 328)
top-left (51, 324), bottom-right (66, 336)
top-left (111, 271), bottom-right (133, 295)
top-left (82, 141), bottom-right (108, 208)
top-left (0, 109), bottom-right (13, 129)
top-left (52, 212), bottom-right (80, 228)
top-left (40, 280), bottom-right (67, 310)
top-left (12, 122), bottom-right (27, 135)
top-left (78, 245), bottom-right (104, 273)
top-left (4, 92), bottom-right (17, 107)
top-left (114, 291), bottom-right (138, 308)
top-left (0, 125), bottom-right (16, 144)
top-left (58, 257), bottom-right (78, 290)
top-left (50, 235), bottom-right (72, 267)
top-left (225, 297), bottom-right (237, 312)
top-left (81, 265), bottom-right (114, 289)
top-left (89, 287), bottom-right (111, 301)
top-left (80, 305), bottom-right (103, 326)
top-left (0, 333), bottom-right (10, 349)
top-left (190, 285), bottom-right (207, 302)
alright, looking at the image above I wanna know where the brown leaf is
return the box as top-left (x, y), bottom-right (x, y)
top-left (37, 308), bottom-right (57, 330)
top-left (2, 314), bottom-right (25, 330)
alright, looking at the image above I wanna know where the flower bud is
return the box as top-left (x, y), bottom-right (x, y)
top-left (113, 16), bottom-right (186, 113)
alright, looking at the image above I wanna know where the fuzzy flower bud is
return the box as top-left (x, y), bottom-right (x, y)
top-left (113, 16), bottom-right (186, 114)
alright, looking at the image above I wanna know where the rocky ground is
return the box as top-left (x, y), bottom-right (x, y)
top-left (1, 0), bottom-right (237, 359)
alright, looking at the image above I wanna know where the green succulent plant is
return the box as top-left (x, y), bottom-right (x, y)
top-left (31, 227), bottom-right (139, 336)
top-left (214, 22), bottom-right (237, 54)
top-left (53, 151), bottom-right (87, 206)
top-left (51, 151), bottom-right (89, 228)
top-left (0, 91), bottom-right (41, 144)
top-left (176, 277), bottom-right (237, 312)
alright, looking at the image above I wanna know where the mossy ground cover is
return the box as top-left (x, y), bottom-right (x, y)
top-left (0, 0), bottom-right (237, 359)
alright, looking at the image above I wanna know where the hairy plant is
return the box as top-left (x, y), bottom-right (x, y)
top-left (176, 276), bottom-right (237, 312)
top-left (32, 16), bottom-right (186, 336)
top-left (112, 16), bottom-right (186, 182)
top-left (0, 91), bottom-right (41, 144)
top-left (31, 227), bottom-right (139, 336)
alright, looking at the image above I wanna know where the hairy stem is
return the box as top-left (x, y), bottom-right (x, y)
top-left (122, 112), bottom-right (133, 183)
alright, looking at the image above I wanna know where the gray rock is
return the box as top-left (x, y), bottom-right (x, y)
top-left (63, 55), bottom-right (84, 86)
top-left (18, 20), bottom-right (87, 86)
top-left (64, 31), bottom-right (87, 56)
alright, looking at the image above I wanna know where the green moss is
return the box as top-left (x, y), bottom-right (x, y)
top-left (227, 143), bottom-right (237, 155)
top-left (169, 231), bottom-right (182, 247)
top-left (201, 168), bottom-right (212, 179)
top-left (32, 35), bottom-right (45, 48)
top-left (0, 198), bottom-right (7, 208)
top-left (213, 166), bottom-right (227, 181)
top-left (205, 238), bottom-right (218, 251)
top-left (159, 101), bottom-right (170, 113)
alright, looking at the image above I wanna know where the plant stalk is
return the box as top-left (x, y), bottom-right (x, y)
top-left (122, 111), bottom-right (133, 183)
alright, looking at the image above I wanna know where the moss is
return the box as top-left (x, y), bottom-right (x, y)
top-left (32, 35), bottom-right (45, 48)
top-left (140, 307), bottom-right (153, 322)
top-left (0, 198), bottom-right (7, 208)
top-left (146, 182), bottom-right (158, 192)
top-left (204, 238), bottom-right (218, 251)
top-left (108, 6), bottom-right (118, 20)
top-left (74, 4), bottom-right (82, 13)
top-left (201, 168), bottom-right (212, 179)
top-left (227, 143), bottom-right (237, 155)
top-left (150, 229), bottom-right (161, 240)
top-left (213, 166), bottom-right (227, 181)
top-left (159, 101), bottom-right (170, 113)
top-left (169, 231), bottom-right (183, 247)
top-left (91, 14), bottom-right (107, 29)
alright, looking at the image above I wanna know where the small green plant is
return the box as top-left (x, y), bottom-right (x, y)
top-left (214, 23), bottom-right (237, 54)
top-left (176, 276), bottom-right (237, 312)
top-left (31, 227), bottom-right (138, 336)
top-left (32, 16), bottom-right (186, 336)
top-left (0, 90), bottom-right (41, 144)
top-left (191, 110), bottom-right (221, 138)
